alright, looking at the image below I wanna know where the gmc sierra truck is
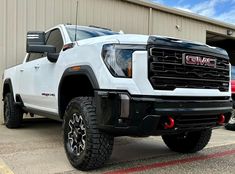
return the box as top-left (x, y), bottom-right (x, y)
top-left (2, 24), bottom-right (232, 171)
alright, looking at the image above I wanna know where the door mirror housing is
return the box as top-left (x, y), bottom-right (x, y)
top-left (27, 45), bottom-right (56, 53)
top-left (47, 53), bottom-right (59, 63)
top-left (26, 31), bottom-right (56, 54)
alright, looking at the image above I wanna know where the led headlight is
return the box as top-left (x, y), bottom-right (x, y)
top-left (101, 44), bottom-right (146, 78)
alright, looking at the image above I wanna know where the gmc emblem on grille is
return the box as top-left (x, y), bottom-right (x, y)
top-left (183, 54), bottom-right (216, 68)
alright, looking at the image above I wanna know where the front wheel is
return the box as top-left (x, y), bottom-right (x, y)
top-left (63, 97), bottom-right (114, 171)
top-left (162, 129), bottom-right (212, 153)
top-left (225, 110), bottom-right (235, 131)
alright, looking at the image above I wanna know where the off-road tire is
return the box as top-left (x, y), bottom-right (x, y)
top-left (162, 129), bottom-right (212, 153)
top-left (63, 97), bottom-right (114, 171)
top-left (225, 110), bottom-right (235, 131)
top-left (3, 93), bottom-right (23, 128)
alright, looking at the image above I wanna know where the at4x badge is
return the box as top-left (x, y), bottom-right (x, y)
top-left (183, 54), bottom-right (217, 68)
top-left (41, 93), bottom-right (55, 97)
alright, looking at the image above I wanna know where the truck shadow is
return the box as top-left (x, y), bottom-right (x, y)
top-left (1, 118), bottom-right (234, 173)
top-left (4, 117), bottom-right (177, 171)
top-left (22, 117), bottom-right (61, 127)
top-left (20, 117), bottom-right (172, 164)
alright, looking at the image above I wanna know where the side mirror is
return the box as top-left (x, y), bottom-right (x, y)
top-left (47, 53), bottom-right (59, 63)
top-left (26, 31), bottom-right (56, 54)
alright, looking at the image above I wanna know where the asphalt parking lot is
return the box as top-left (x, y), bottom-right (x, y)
top-left (0, 118), bottom-right (235, 174)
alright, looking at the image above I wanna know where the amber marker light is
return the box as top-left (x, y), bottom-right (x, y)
top-left (127, 61), bottom-right (132, 78)
top-left (70, 66), bottom-right (81, 71)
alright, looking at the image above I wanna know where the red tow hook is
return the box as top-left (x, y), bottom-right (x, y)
top-left (218, 114), bottom-right (225, 125)
top-left (164, 116), bottom-right (175, 129)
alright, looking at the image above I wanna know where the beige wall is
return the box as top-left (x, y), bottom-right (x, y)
top-left (0, 0), bottom-right (235, 122)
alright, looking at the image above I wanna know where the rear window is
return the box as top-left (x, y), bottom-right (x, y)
top-left (66, 26), bottom-right (119, 42)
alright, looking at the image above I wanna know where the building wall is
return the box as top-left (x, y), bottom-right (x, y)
top-left (151, 10), bottom-right (234, 43)
top-left (0, 0), bottom-right (234, 122)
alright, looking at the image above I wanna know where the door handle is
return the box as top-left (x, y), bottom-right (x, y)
top-left (34, 65), bottom-right (40, 69)
top-left (20, 69), bottom-right (24, 72)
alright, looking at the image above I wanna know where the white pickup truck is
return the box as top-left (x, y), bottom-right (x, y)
top-left (2, 24), bottom-right (232, 170)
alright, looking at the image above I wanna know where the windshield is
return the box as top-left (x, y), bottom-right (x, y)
top-left (66, 26), bottom-right (119, 42)
top-left (232, 66), bottom-right (235, 80)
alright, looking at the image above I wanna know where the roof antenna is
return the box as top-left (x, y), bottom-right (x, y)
top-left (75, 0), bottom-right (79, 41)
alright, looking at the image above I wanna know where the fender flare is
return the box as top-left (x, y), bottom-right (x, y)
top-left (3, 79), bottom-right (14, 99)
top-left (58, 65), bottom-right (99, 117)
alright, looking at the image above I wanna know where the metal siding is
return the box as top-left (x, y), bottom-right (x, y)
top-left (125, 0), bottom-right (235, 30)
top-left (17, 0), bottom-right (27, 64)
top-left (0, 0), bottom-right (7, 123)
top-left (180, 17), bottom-right (206, 42)
top-left (152, 10), bottom-right (180, 37)
top-left (0, 0), bottom-right (235, 123)
top-left (76, 0), bottom-right (149, 34)
top-left (36, 0), bottom-right (46, 30)
top-left (54, 0), bottom-right (63, 26)
top-left (6, 0), bottom-right (17, 68)
top-left (151, 9), bottom-right (233, 43)
top-left (62, 0), bottom-right (71, 24)
top-left (69, 0), bottom-right (76, 25)
top-left (45, 0), bottom-right (55, 29)
top-left (152, 11), bottom-right (205, 42)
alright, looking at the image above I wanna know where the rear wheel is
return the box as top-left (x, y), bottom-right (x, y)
top-left (162, 129), bottom-right (212, 153)
top-left (63, 97), bottom-right (114, 171)
top-left (3, 93), bottom-right (23, 128)
top-left (225, 110), bottom-right (235, 131)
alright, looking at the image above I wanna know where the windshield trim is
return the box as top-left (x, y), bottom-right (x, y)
top-left (66, 26), bottom-right (119, 42)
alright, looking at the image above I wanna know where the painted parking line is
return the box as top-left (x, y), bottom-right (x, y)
top-left (104, 149), bottom-right (235, 174)
top-left (0, 159), bottom-right (14, 174)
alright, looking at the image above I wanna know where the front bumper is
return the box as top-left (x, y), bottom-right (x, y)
top-left (95, 90), bottom-right (232, 136)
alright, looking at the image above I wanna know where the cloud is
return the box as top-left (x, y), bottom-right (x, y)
top-left (150, 0), bottom-right (164, 4)
top-left (216, 7), bottom-right (235, 24)
top-left (175, 5), bottom-right (193, 13)
top-left (174, 0), bottom-right (235, 24)
top-left (178, 0), bottom-right (186, 4)
top-left (175, 7), bottom-right (192, 13)
top-left (179, 0), bottom-right (222, 17)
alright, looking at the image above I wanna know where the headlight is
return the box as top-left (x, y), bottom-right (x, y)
top-left (102, 44), bottom-right (146, 78)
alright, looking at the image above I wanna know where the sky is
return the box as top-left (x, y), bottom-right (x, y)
top-left (150, 0), bottom-right (235, 25)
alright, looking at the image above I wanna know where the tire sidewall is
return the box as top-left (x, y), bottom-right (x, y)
top-left (3, 94), bottom-right (10, 124)
top-left (225, 110), bottom-right (235, 130)
top-left (63, 100), bottom-right (88, 167)
top-left (3, 93), bottom-right (23, 128)
top-left (228, 110), bottom-right (235, 124)
top-left (162, 129), bottom-right (212, 153)
top-left (63, 97), bottom-right (114, 170)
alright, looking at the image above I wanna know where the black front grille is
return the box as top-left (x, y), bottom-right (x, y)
top-left (148, 47), bottom-right (230, 91)
top-left (175, 115), bottom-right (218, 129)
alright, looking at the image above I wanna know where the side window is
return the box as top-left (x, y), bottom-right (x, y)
top-left (46, 29), bottom-right (63, 53)
top-left (27, 53), bottom-right (44, 62)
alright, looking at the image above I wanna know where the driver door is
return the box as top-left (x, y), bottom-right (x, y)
top-left (32, 28), bottom-right (64, 113)
top-left (19, 28), bottom-right (64, 113)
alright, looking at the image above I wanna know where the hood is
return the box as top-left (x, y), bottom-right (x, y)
top-left (76, 34), bottom-right (149, 46)
top-left (76, 34), bottom-right (228, 58)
